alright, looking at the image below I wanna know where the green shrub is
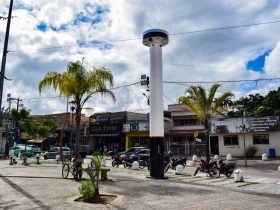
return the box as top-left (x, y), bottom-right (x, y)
top-left (246, 145), bottom-right (258, 158)
top-left (79, 153), bottom-right (101, 199)
top-left (79, 179), bottom-right (95, 200)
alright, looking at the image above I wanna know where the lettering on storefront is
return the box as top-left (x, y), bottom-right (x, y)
top-left (211, 116), bottom-right (280, 134)
top-left (247, 117), bottom-right (279, 132)
top-left (89, 123), bottom-right (123, 136)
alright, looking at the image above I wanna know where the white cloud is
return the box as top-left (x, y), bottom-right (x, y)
top-left (264, 41), bottom-right (280, 76)
top-left (1, 0), bottom-right (280, 115)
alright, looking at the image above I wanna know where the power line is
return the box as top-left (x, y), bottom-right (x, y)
top-left (9, 77), bottom-right (280, 102)
top-left (17, 81), bottom-right (141, 102)
top-left (7, 20), bottom-right (280, 53)
top-left (110, 81), bottom-right (141, 90)
top-left (163, 77), bottom-right (280, 84)
top-left (169, 20), bottom-right (280, 36)
top-left (22, 96), bottom-right (65, 101)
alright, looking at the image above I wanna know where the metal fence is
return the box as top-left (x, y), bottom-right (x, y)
top-left (164, 142), bottom-right (206, 157)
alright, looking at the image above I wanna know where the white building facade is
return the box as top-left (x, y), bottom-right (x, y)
top-left (210, 116), bottom-right (280, 157)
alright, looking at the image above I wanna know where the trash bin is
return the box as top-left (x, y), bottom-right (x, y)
top-left (269, 148), bottom-right (276, 158)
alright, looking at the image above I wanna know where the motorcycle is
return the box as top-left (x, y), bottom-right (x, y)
top-left (193, 158), bottom-right (220, 178)
top-left (218, 159), bottom-right (236, 178)
top-left (164, 157), bottom-right (188, 172)
top-left (123, 155), bottom-right (148, 169)
top-left (112, 155), bottom-right (125, 167)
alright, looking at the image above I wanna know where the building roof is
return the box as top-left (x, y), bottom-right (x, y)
top-left (32, 113), bottom-right (90, 130)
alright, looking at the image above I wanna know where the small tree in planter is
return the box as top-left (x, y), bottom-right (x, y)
top-left (79, 153), bottom-right (102, 202)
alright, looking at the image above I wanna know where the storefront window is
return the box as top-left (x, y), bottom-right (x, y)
top-left (173, 117), bottom-right (197, 126)
top-left (224, 135), bottom-right (239, 146)
top-left (253, 134), bottom-right (269, 144)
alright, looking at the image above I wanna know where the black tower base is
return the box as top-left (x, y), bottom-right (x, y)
top-left (148, 137), bottom-right (167, 179)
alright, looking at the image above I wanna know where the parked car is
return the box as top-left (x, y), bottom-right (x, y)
top-left (11, 145), bottom-right (33, 158)
top-left (129, 149), bottom-right (150, 159)
top-left (27, 145), bottom-right (41, 154)
top-left (43, 147), bottom-right (71, 159)
top-left (119, 147), bottom-right (146, 157)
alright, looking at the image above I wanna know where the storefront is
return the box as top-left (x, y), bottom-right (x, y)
top-left (211, 116), bottom-right (280, 157)
top-left (89, 122), bottom-right (125, 153)
top-left (123, 122), bottom-right (149, 149)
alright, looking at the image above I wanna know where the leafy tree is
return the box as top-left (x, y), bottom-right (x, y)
top-left (38, 118), bottom-right (57, 137)
top-left (254, 88), bottom-right (280, 116)
top-left (178, 84), bottom-right (234, 161)
top-left (21, 118), bottom-right (39, 137)
top-left (39, 60), bottom-right (115, 154)
top-left (227, 94), bottom-right (264, 117)
top-left (10, 107), bottom-right (30, 123)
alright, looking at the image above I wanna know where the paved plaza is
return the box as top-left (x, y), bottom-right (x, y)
top-left (0, 157), bottom-right (280, 210)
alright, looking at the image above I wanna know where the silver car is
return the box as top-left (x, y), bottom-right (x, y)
top-left (43, 147), bottom-right (71, 159)
top-left (27, 145), bottom-right (41, 154)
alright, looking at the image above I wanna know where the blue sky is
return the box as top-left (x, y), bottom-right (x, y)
top-left (246, 50), bottom-right (271, 72)
top-left (1, 0), bottom-right (280, 115)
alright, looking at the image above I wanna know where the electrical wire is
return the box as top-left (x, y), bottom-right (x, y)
top-left (7, 20), bottom-right (280, 53)
top-left (129, 86), bottom-right (146, 113)
top-left (16, 81), bottom-right (141, 102)
top-left (163, 77), bottom-right (280, 84)
top-left (169, 20), bottom-right (280, 36)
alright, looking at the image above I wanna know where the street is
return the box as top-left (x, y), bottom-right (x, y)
top-left (0, 157), bottom-right (280, 209)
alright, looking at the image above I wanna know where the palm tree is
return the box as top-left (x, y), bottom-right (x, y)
top-left (178, 84), bottom-right (234, 161)
top-left (39, 60), bottom-right (115, 155)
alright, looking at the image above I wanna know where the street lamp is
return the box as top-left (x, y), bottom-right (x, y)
top-left (142, 93), bottom-right (150, 105)
top-left (237, 105), bottom-right (248, 167)
top-left (69, 101), bottom-right (76, 148)
top-left (143, 29), bottom-right (169, 179)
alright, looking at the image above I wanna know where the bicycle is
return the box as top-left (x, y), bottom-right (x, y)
top-left (62, 156), bottom-right (83, 181)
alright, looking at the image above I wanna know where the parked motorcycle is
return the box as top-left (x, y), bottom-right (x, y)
top-left (123, 155), bottom-right (148, 169)
top-left (218, 159), bottom-right (236, 178)
top-left (164, 157), bottom-right (188, 172)
top-left (112, 155), bottom-right (125, 167)
top-left (193, 158), bottom-right (220, 178)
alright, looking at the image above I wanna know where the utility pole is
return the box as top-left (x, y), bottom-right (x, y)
top-left (7, 94), bottom-right (22, 145)
top-left (0, 0), bottom-right (14, 123)
top-left (241, 112), bottom-right (248, 167)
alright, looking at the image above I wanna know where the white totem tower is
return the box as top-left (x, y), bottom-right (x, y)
top-left (143, 29), bottom-right (169, 178)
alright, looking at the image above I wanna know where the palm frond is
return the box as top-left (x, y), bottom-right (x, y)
top-left (207, 84), bottom-right (221, 108)
top-left (213, 92), bottom-right (234, 113)
top-left (38, 71), bottom-right (60, 93)
top-left (178, 96), bottom-right (204, 121)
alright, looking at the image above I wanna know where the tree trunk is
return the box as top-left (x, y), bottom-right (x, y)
top-left (204, 119), bottom-right (210, 162)
top-left (94, 188), bottom-right (99, 196)
top-left (59, 113), bottom-right (71, 160)
top-left (75, 104), bottom-right (81, 156)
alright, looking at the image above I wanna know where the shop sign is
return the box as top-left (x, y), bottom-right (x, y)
top-left (211, 116), bottom-right (280, 134)
top-left (247, 117), bottom-right (279, 132)
top-left (89, 122), bottom-right (123, 136)
top-left (130, 124), bottom-right (139, 131)
top-left (123, 123), bottom-right (149, 132)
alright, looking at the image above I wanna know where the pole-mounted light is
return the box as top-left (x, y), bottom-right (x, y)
top-left (143, 29), bottom-right (168, 179)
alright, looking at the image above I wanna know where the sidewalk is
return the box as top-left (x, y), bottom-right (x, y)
top-left (0, 158), bottom-right (280, 209)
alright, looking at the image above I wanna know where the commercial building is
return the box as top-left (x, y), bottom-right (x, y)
top-left (210, 116), bottom-right (280, 157)
top-left (167, 104), bottom-right (206, 156)
top-left (89, 112), bottom-right (149, 152)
